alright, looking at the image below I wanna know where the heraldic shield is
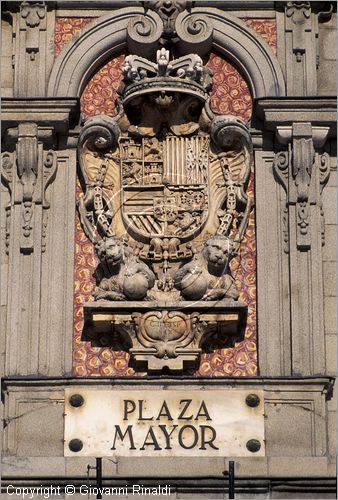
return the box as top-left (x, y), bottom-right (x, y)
top-left (120, 135), bottom-right (209, 241)
top-left (77, 49), bottom-right (252, 372)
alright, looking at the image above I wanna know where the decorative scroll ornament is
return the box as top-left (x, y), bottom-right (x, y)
top-left (318, 152), bottom-right (331, 246)
top-left (286, 2), bottom-right (311, 24)
top-left (20, 1), bottom-right (46, 28)
top-left (1, 123), bottom-right (57, 254)
top-left (175, 11), bottom-right (213, 56)
top-left (1, 153), bottom-right (14, 254)
top-left (127, 11), bottom-right (164, 58)
top-left (78, 50), bottom-right (253, 372)
top-left (273, 124), bottom-right (330, 251)
top-left (127, 2), bottom-right (213, 58)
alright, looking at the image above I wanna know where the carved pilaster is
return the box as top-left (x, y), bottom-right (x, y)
top-left (1, 98), bottom-right (79, 377)
top-left (13, 1), bottom-right (55, 96)
top-left (283, 2), bottom-right (334, 96)
top-left (284, 2), bottom-right (314, 95)
top-left (273, 122), bottom-right (330, 375)
top-left (1, 123), bottom-right (57, 254)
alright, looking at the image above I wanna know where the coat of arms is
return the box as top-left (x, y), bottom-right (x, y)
top-left (78, 49), bottom-right (252, 372)
top-left (120, 135), bottom-right (209, 239)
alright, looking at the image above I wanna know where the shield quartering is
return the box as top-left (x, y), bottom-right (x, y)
top-left (120, 135), bottom-right (209, 239)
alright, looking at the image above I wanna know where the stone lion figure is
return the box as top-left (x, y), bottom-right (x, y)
top-left (94, 237), bottom-right (155, 301)
top-left (173, 235), bottom-right (239, 301)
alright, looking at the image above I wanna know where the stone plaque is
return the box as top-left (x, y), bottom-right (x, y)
top-left (64, 389), bottom-right (265, 457)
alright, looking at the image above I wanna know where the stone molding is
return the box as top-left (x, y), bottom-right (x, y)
top-left (1, 98), bottom-right (80, 135)
top-left (1, 96), bottom-right (78, 376)
top-left (1, 376), bottom-right (334, 478)
top-left (254, 97), bottom-right (337, 132)
top-left (2, 375), bottom-right (334, 390)
top-left (47, 6), bottom-right (285, 98)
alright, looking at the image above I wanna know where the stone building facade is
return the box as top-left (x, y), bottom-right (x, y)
top-left (1, 1), bottom-right (336, 498)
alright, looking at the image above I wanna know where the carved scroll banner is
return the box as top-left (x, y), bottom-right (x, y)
top-left (64, 388), bottom-right (265, 457)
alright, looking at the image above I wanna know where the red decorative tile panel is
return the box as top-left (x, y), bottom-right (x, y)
top-left (73, 187), bottom-right (135, 376)
top-left (244, 18), bottom-right (277, 54)
top-left (54, 18), bottom-right (94, 58)
top-left (207, 53), bottom-right (252, 119)
top-left (80, 55), bottom-right (125, 118)
top-left (196, 172), bottom-right (257, 377)
top-left (55, 17), bottom-right (277, 377)
top-left (197, 53), bottom-right (256, 377)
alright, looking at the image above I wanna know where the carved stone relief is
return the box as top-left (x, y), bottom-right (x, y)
top-left (1, 123), bottom-right (57, 254)
top-left (273, 123), bottom-right (330, 251)
top-left (78, 51), bottom-right (252, 372)
top-left (77, 12), bottom-right (253, 372)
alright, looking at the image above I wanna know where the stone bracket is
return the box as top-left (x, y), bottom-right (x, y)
top-left (83, 301), bottom-right (247, 373)
top-left (1, 122), bottom-right (57, 254)
top-left (273, 122), bottom-right (330, 251)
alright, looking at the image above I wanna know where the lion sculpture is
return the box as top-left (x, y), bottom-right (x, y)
top-left (94, 237), bottom-right (155, 301)
top-left (173, 235), bottom-right (239, 301)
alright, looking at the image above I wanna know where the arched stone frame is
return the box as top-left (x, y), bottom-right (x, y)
top-left (48, 6), bottom-right (286, 376)
top-left (48, 7), bottom-right (285, 99)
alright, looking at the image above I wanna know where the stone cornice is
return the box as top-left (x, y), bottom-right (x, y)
top-left (1, 97), bottom-right (80, 133)
top-left (254, 97), bottom-right (337, 135)
top-left (2, 375), bottom-right (335, 392)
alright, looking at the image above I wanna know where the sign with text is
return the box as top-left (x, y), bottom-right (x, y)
top-left (64, 388), bottom-right (265, 457)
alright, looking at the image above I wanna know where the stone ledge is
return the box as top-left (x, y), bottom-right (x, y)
top-left (1, 98), bottom-right (80, 132)
top-left (1, 376), bottom-right (335, 393)
top-left (254, 97), bottom-right (337, 135)
top-left (83, 301), bottom-right (248, 373)
top-left (1, 378), bottom-right (334, 483)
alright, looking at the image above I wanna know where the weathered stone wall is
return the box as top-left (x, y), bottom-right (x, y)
top-left (1, 2), bottom-right (336, 497)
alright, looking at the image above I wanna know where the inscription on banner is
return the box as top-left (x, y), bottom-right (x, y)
top-left (64, 389), bottom-right (265, 457)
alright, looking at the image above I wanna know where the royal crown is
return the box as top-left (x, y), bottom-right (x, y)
top-left (120, 48), bottom-right (213, 105)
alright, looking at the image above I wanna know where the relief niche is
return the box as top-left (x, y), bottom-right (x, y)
top-left (78, 14), bottom-right (253, 372)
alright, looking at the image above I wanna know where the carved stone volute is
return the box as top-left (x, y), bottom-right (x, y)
top-left (1, 123), bottom-right (57, 254)
top-left (126, 1), bottom-right (213, 58)
top-left (273, 123), bottom-right (330, 250)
